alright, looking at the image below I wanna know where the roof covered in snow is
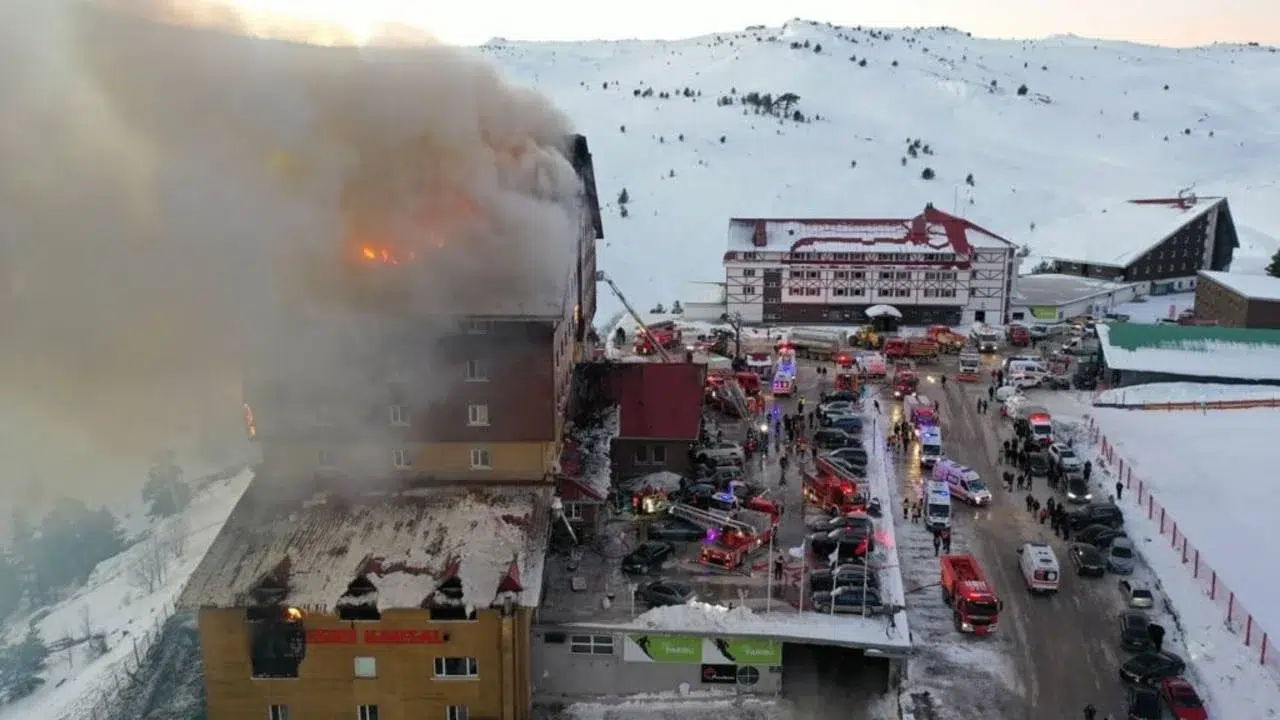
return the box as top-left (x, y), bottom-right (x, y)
top-left (1013, 273), bottom-right (1138, 307)
top-left (683, 281), bottom-right (727, 305)
top-left (178, 486), bottom-right (551, 612)
top-left (1038, 195), bottom-right (1226, 269)
top-left (558, 405), bottom-right (619, 501)
top-left (1097, 322), bottom-right (1280, 381)
top-left (1198, 270), bottom-right (1280, 302)
top-left (614, 363), bottom-right (706, 440)
top-left (726, 206), bottom-right (1014, 257)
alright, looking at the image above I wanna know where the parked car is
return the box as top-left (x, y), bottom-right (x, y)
top-left (808, 527), bottom-right (874, 559)
top-left (1077, 524), bottom-right (1128, 549)
top-left (807, 513), bottom-right (874, 534)
top-left (1119, 579), bottom-right (1156, 609)
top-left (1107, 537), bottom-right (1137, 574)
top-left (818, 400), bottom-right (858, 417)
top-left (694, 441), bottom-right (744, 466)
top-left (814, 428), bottom-right (860, 449)
top-left (1119, 611), bottom-right (1154, 651)
top-left (1047, 442), bottom-right (1084, 475)
top-left (1067, 502), bottom-right (1125, 530)
top-left (635, 579), bottom-right (695, 607)
top-left (647, 518), bottom-right (706, 542)
top-left (622, 542), bottom-right (676, 575)
top-left (822, 414), bottom-right (864, 433)
top-left (1126, 686), bottom-right (1163, 719)
top-left (824, 447), bottom-right (868, 468)
top-left (819, 391), bottom-right (857, 405)
top-left (808, 566), bottom-right (881, 593)
top-left (1159, 677), bottom-right (1208, 720)
top-left (1064, 475), bottom-right (1092, 503)
top-left (1027, 452), bottom-right (1050, 476)
top-left (811, 587), bottom-right (882, 614)
top-left (1067, 543), bottom-right (1106, 577)
top-left (1120, 651), bottom-right (1186, 685)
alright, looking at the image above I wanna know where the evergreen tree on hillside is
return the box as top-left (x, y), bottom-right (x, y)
top-left (26, 499), bottom-right (126, 601)
top-left (0, 628), bottom-right (49, 701)
top-left (1266, 248), bottom-right (1280, 278)
top-left (143, 452), bottom-right (191, 518)
top-left (0, 551), bottom-right (22, 619)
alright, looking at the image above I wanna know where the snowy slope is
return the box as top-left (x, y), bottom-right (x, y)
top-left (482, 21), bottom-right (1280, 317)
top-left (0, 471), bottom-right (251, 720)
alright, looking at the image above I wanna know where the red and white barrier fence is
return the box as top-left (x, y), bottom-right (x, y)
top-left (1085, 417), bottom-right (1275, 669)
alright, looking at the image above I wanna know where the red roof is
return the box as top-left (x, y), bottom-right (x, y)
top-left (496, 559), bottom-right (524, 594)
top-left (726, 206), bottom-right (1012, 258)
top-left (615, 363), bottom-right (705, 440)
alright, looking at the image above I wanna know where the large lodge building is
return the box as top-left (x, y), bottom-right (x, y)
top-left (722, 206), bottom-right (1020, 327)
top-left (180, 135), bottom-right (603, 720)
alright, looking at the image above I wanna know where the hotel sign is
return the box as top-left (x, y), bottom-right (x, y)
top-left (306, 628), bottom-right (446, 645)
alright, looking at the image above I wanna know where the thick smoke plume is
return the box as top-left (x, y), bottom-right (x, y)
top-left (0, 0), bottom-right (582, 513)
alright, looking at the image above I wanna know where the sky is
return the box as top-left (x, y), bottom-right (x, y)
top-left (230, 0), bottom-right (1280, 47)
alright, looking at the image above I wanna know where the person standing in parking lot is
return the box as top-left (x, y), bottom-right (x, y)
top-left (1115, 480), bottom-right (1124, 500)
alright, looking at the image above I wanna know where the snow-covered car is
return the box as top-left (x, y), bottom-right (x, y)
top-left (694, 441), bottom-right (744, 466)
top-left (635, 579), bottom-right (695, 607)
top-left (994, 385), bottom-right (1022, 402)
top-left (1107, 537), bottom-right (1136, 574)
top-left (1119, 579), bottom-right (1155, 609)
top-left (818, 400), bottom-right (857, 416)
top-left (1120, 650), bottom-right (1185, 685)
top-left (1159, 677), bottom-right (1208, 720)
top-left (1048, 443), bottom-right (1084, 474)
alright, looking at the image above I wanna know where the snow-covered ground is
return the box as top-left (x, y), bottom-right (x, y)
top-left (1039, 392), bottom-right (1280, 718)
top-left (1108, 292), bottom-right (1197, 324)
top-left (1095, 381), bottom-right (1280, 406)
top-left (0, 471), bottom-right (251, 720)
top-left (485, 26), bottom-right (1280, 319)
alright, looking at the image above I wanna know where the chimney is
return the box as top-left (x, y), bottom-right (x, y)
top-left (752, 222), bottom-right (767, 248)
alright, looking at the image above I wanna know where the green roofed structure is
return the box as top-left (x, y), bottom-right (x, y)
top-left (1096, 322), bottom-right (1280, 386)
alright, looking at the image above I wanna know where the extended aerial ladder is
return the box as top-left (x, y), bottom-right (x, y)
top-left (669, 502), bottom-right (755, 535)
top-left (596, 270), bottom-right (676, 363)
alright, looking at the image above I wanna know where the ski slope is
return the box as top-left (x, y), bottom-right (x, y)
top-left (483, 21), bottom-right (1280, 320)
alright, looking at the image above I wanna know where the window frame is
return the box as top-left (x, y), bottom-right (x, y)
top-left (357, 705), bottom-right (379, 720)
top-left (354, 656), bottom-right (377, 679)
top-left (433, 656), bottom-right (480, 679)
top-left (467, 404), bottom-right (490, 427)
top-left (446, 707), bottom-right (470, 720)
top-left (392, 448), bottom-right (412, 469)
top-left (469, 448), bottom-right (492, 470)
top-left (465, 359), bottom-right (488, 382)
top-left (569, 634), bottom-right (615, 655)
top-left (389, 404), bottom-right (411, 427)
top-left (318, 447), bottom-right (335, 468)
top-left (269, 705), bottom-right (290, 720)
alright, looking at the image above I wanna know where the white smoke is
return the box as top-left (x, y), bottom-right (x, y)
top-left (0, 0), bottom-right (583, 513)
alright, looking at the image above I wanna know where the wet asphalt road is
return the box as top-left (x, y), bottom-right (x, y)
top-left (889, 357), bottom-right (1131, 720)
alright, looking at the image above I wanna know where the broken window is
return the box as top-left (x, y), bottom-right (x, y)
top-left (338, 575), bottom-right (381, 621)
top-left (427, 576), bottom-right (477, 622)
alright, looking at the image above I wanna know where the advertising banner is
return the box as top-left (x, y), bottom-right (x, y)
top-left (701, 637), bottom-right (783, 665)
top-left (700, 664), bottom-right (737, 684)
top-left (623, 634), bottom-right (703, 663)
top-left (1029, 306), bottom-right (1059, 321)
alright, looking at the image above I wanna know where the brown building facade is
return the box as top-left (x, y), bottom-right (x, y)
top-left (1195, 270), bottom-right (1280, 329)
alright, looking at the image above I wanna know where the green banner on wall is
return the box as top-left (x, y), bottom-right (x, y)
top-left (702, 637), bottom-right (783, 665)
top-left (623, 635), bottom-right (703, 663)
top-left (1029, 306), bottom-right (1059, 320)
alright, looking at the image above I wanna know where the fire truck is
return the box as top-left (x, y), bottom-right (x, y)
top-left (804, 463), bottom-right (866, 515)
top-left (892, 369), bottom-right (919, 399)
top-left (904, 394), bottom-right (938, 429)
top-left (957, 351), bottom-right (982, 382)
top-left (884, 337), bottom-right (940, 361)
top-left (939, 554), bottom-right (1003, 635)
top-left (1005, 324), bottom-right (1031, 347)
top-left (634, 321), bottom-right (682, 355)
top-left (668, 498), bottom-right (776, 571)
top-left (926, 325), bottom-right (967, 354)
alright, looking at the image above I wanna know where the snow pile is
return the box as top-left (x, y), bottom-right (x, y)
top-left (563, 691), bottom-right (792, 720)
top-left (575, 406), bottom-right (620, 498)
top-left (1095, 382), bottom-right (1280, 407)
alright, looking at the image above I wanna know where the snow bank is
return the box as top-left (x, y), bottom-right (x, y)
top-left (1095, 382), bottom-right (1280, 407)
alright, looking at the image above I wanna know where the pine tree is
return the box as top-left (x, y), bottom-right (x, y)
top-left (0, 628), bottom-right (49, 701)
top-left (1266, 248), bottom-right (1280, 278)
top-left (143, 455), bottom-right (191, 518)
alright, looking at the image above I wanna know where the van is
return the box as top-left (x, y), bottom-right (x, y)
top-left (921, 481), bottom-right (952, 530)
top-left (933, 460), bottom-right (992, 506)
top-left (1006, 359), bottom-right (1045, 376)
top-left (918, 426), bottom-right (943, 467)
top-left (1017, 542), bottom-right (1060, 594)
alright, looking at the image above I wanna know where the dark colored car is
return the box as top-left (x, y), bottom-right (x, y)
top-left (814, 428), bottom-right (860, 449)
top-left (820, 390), bottom-right (857, 404)
top-left (808, 527), bottom-right (874, 559)
top-left (1119, 611), bottom-right (1153, 651)
top-left (1120, 651), bottom-right (1186, 685)
top-left (822, 457), bottom-right (866, 479)
top-left (635, 579), bottom-right (695, 607)
top-left (1159, 676), bottom-right (1208, 720)
top-left (808, 567), bottom-right (881, 593)
top-left (1027, 452), bottom-right (1050, 476)
top-left (1126, 686), bottom-right (1162, 719)
top-left (811, 587), bottom-right (882, 614)
top-left (1067, 543), bottom-right (1106, 577)
top-left (825, 416), bottom-right (864, 434)
top-left (647, 518), bottom-right (706, 542)
top-left (1077, 524), bottom-right (1128, 549)
top-left (1064, 476), bottom-right (1092, 503)
top-left (825, 448), bottom-right (868, 468)
top-left (807, 513), bottom-right (875, 534)
top-left (622, 542), bottom-right (676, 575)
top-left (1068, 502), bottom-right (1125, 531)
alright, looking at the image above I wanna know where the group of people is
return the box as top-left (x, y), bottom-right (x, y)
top-left (889, 419), bottom-right (915, 453)
top-left (1023, 493), bottom-right (1072, 539)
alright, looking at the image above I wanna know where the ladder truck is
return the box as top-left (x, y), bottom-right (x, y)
top-left (596, 271), bottom-right (755, 422)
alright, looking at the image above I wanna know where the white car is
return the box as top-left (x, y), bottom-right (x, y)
top-left (995, 385), bottom-right (1022, 402)
top-left (694, 442), bottom-right (744, 466)
top-left (819, 400), bottom-right (857, 416)
top-left (1119, 579), bottom-right (1155, 609)
top-left (1008, 372), bottom-right (1043, 389)
top-left (1048, 443), bottom-right (1084, 474)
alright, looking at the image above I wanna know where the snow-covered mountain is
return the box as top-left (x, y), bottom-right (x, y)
top-left (484, 20), bottom-right (1280, 320)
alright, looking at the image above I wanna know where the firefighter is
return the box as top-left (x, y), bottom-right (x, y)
top-left (798, 397), bottom-right (806, 414)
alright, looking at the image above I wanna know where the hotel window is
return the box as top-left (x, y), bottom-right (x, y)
top-left (392, 449), bottom-right (411, 469)
top-left (833, 288), bottom-right (848, 297)
top-left (563, 502), bottom-right (584, 520)
top-left (805, 270), bottom-right (819, 279)
top-left (896, 271), bottom-right (911, 279)
top-left (878, 287), bottom-right (892, 296)
top-left (318, 448), bottom-right (335, 468)
top-left (789, 270), bottom-right (804, 279)
top-left (447, 707), bottom-right (470, 720)
top-left (269, 706), bottom-right (290, 720)
top-left (434, 657), bottom-right (479, 679)
top-left (354, 657), bottom-right (377, 679)
top-left (463, 320), bottom-right (491, 334)
top-left (852, 271), bottom-right (865, 279)
top-left (742, 268), bottom-right (757, 277)
top-left (389, 405), bottom-right (410, 426)
top-left (358, 706), bottom-right (379, 720)
top-left (467, 404), bottom-right (489, 427)
top-left (939, 289), bottom-right (957, 298)
top-left (570, 634), bottom-right (615, 655)
top-left (465, 359), bottom-right (488, 382)
top-left (852, 288), bottom-right (866, 296)
top-left (878, 271), bottom-right (893, 280)
top-left (470, 448), bottom-right (492, 469)
top-left (834, 271), bottom-right (849, 280)
top-left (804, 288), bottom-right (820, 297)
top-left (741, 285), bottom-right (756, 295)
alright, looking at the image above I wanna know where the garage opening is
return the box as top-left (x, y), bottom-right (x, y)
top-left (781, 643), bottom-right (894, 718)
